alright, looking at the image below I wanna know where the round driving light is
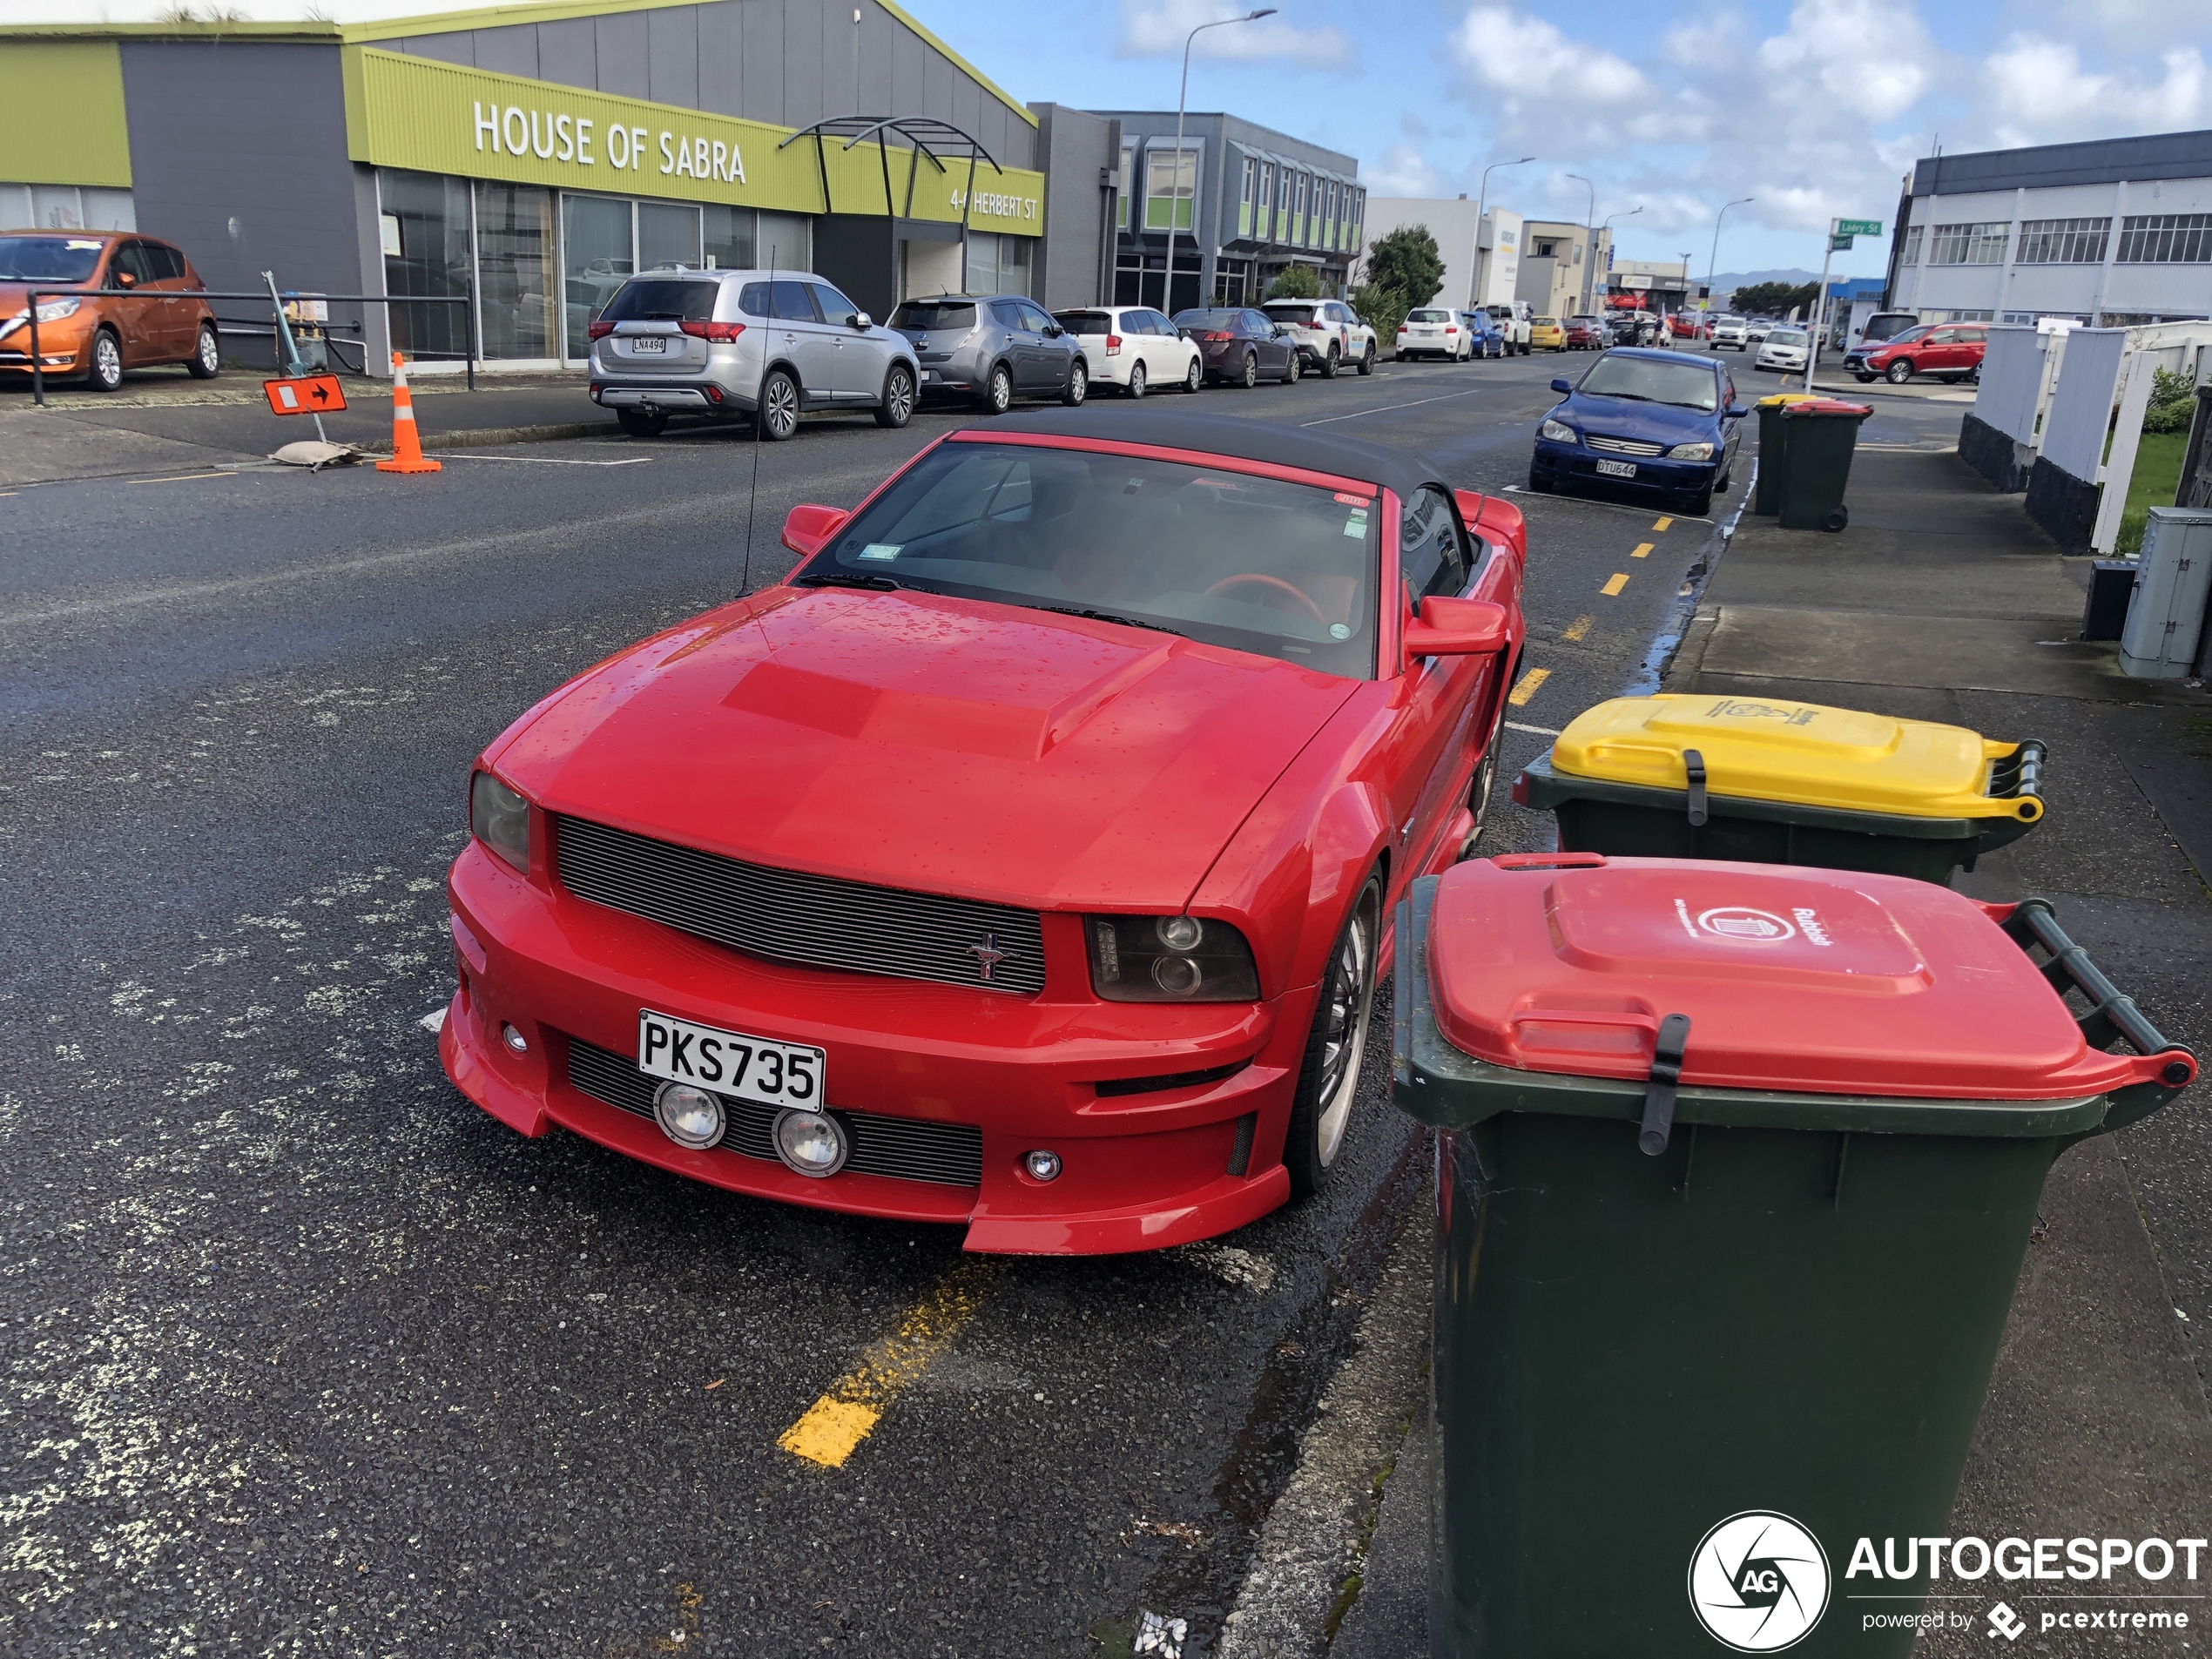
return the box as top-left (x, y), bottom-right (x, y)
top-left (1151, 955), bottom-right (1204, 995)
top-left (1155, 915), bottom-right (1204, 951)
top-left (773, 1108), bottom-right (848, 1178)
top-left (1023, 1150), bottom-right (1062, 1183)
top-left (653, 1080), bottom-right (726, 1150)
top-left (501, 1022), bottom-right (529, 1054)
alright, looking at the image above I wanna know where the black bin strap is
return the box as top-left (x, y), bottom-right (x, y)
top-left (1683, 750), bottom-right (1709, 827)
top-left (1641, 1013), bottom-right (1692, 1156)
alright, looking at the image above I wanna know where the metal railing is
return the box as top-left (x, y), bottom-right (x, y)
top-left (18, 281), bottom-right (476, 405)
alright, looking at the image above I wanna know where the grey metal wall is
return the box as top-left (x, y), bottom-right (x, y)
top-left (1028, 105), bottom-right (1116, 309)
top-left (119, 40), bottom-right (374, 368)
top-left (1913, 130), bottom-right (2212, 197)
top-left (395, 0), bottom-right (1037, 174)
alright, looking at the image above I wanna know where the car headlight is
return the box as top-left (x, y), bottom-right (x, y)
top-left (0, 295), bottom-right (80, 339)
top-left (1666, 442), bottom-right (1716, 461)
top-left (1087, 914), bottom-right (1260, 1002)
top-left (470, 770), bottom-right (532, 873)
top-left (1539, 419), bottom-right (1577, 443)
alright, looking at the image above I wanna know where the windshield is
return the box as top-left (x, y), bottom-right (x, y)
top-left (1267, 304), bottom-right (1318, 324)
top-left (1054, 311), bottom-right (1113, 334)
top-left (1534, 317), bottom-right (1558, 327)
top-left (601, 279), bottom-right (718, 322)
top-left (1174, 308), bottom-right (1242, 332)
top-left (893, 300), bottom-right (976, 331)
top-left (1862, 315), bottom-right (1917, 341)
top-left (1768, 328), bottom-right (1808, 344)
top-left (1885, 325), bottom-right (1933, 345)
top-left (1407, 309), bottom-right (1452, 323)
top-left (802, 441), bottom-right (1379, 678)
top-left (0, 235), bottom-right (106, 284)
top-left (1575, 354), bottom-right (1721, 413)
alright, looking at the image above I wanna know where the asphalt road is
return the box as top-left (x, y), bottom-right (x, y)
top-left (0, 344), bottom-right (1867, 1655)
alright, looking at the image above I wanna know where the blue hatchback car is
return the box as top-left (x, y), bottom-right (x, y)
top-left (1529, 347), bottom-right (1750, 516)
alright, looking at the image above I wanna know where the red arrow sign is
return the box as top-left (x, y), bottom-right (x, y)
top-left (263, 374), bottom-right (348, 415)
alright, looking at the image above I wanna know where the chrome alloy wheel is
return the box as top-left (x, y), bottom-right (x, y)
top-left (1312, 899), bottom-right (1376, 1169)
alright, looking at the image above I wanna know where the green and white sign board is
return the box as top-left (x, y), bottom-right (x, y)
top-left (1836, 219), bottom-right (1883, 237)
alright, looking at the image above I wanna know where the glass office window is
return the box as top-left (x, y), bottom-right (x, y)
top-left (2117, 214), bottom-right (2212, 263)
top-left (703, 204), bottom-right (756, 269)
top-left (475, 181), bottom-right (556, 359)
top-left (1118, 146), bottom-right (1135, 230)
top-left (1239, 158), bottom-right (1256, 238)
top-left (1145, 148), bottom-right (1196, 232)
top-left (561, 193), bottom-right (631, 361)
top-left (1927, 222), bottom-right (2008, 266)
top-left (380, 168), bottom-right (473, 362)
top-left (755, 211), bottom-right (811, 271)
top-left (2014, 218), bottom-right (2109, 264)
top-left (638, 200), bottom-right (700, 270)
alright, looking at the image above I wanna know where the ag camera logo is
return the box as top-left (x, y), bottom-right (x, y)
top-left (1689, 1512), bottom-right (1831, 1651)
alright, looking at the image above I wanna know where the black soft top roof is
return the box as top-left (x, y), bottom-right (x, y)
top-left (965, 408), bottom-right (1451, 503)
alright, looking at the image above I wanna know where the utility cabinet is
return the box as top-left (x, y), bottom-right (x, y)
top-left (2120, 507), bottom-right (2212, 678)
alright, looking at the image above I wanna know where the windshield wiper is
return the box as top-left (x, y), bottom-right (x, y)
top-left (795, 570), bottom-right (903, 591)
top-left (1594, 390), bottom-right (1656, 402)
top-left (1033, 604), bottom-right (1183, 637)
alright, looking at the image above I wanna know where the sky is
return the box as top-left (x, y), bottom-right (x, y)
top-left (13, 0), bottom-right (2212, 277)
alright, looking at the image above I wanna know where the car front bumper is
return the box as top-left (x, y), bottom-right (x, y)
top-left (442, 843), bottom-right (1305, 1255)
top-left (1532, 435), bottom-right (1719, 499)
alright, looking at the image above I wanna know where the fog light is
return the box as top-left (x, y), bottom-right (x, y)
top-left (654, 1080), bottom-right (726, 1150)
top-left (501, 1022), bottom-right (528, 1054)
top-left (773, 1108), bottom-right (847, 1177)
top-left (1023, 1150), bottom-right (1062, 1183)
top-left (1151, 955), bottom-right (1203, 995)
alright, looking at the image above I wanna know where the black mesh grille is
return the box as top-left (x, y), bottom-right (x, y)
top-left (563, 1034), bottom-right (984, 1188)
top-left (553, 815), bottom-right (1046, 996)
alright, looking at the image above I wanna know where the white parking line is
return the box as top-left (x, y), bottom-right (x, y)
top-left (1298, 388), bottom-right (1486, 427)
top-left (440, 454), bottom-right (653, 466)
top-left (1505, 720), bottom-right (1561, 737)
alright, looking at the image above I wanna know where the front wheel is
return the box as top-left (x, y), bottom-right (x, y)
top-left (1357, 344), bottom-right (1375, 375)
top-left (872, 362), bottom-right (915, 428)
top-left (1062, 359), bottom-right (1088, 407)
top-left (86, 328), bottom-right (124, 393)
top-left (1241, 351), bottom-right (1258, 388)
top-left (1284, 872), bottom-right (1381, 1200)
top-left (1527, 465), bottom-right (1554, 494)
top-left (186, 322), bottom-right (221, 380)
top-left (1885, 359), bottom-right (1913, 385)
top-left (1854, 372), bottom-right (1877, 383)
top-left (1683, 482), bottom-right (1714, 517)
top-left (1184, 355), bottom-right (1204, 393)
top-left (756, 368), bottom-right (799, 440)
top-left (1126, 361), bottom-right (1147, 399)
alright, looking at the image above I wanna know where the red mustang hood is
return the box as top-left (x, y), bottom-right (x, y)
top-left (491, 588), bottom-right (1362, 909)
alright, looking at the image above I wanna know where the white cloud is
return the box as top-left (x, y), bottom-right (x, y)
top-left (1368, 142), bottom-right (1442, 196)
top-left (1455, 6), bottom-right (1645, 106)
top-left (1982, 36), bottom-right (2209, 145)
top-left (1754, 0), bottom-right (1933, 124)
top-left (1117, 0), bottom-right (1358, 69)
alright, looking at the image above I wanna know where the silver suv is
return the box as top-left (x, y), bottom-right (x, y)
top-left (1259, 297), bottom-right (1377, 377)
top-left (890, 293), bottom-right (1089, 414)
top-left (588, 268), bottom-right (920, 441)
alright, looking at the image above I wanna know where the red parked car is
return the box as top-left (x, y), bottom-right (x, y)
top-left (1563, 316), bottom-right (1603, 350)
top-left (441, 410), bottom-right (1527, 1253)
top-left (1847, 322), bottom-right (1986, 385)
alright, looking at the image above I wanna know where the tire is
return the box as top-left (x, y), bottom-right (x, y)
top-left (1322, 343), bottom-right (1340, 379)
top-left (1715, 461), bottom-right (1732, 495)
top-left (1282, 349), bottom-right (1299, 385)
top-left (757, 368), bottom-right (800, 441)
top-left (1125, 361), bottom-right (1147, 399)
top-left (617, 408), bottom-right (668, 438)
top-left (1357, 344), bottom-right (1374, 374)
top-left (1683, 482), bottom-right (1714, 517)
top-left (981, 362), bottom-right (1014, 415)
top-left (1240, 351), bottom-right (1258, 388)
top-left (86, 328), bottom-right (124, 393)
top-left (1527, 466), bottom-right (1554, 494)
top-left (1283, 871), bottom-right (1381, 1201)
top-left (871, 362), bottom-right (915, 428)
top-left (1854, 372), bottom-right (1877, 384)
top-left (186, 321), bottom-right (220, 380)
top-left (1464, 688), bottom-right (1510, 855)
top-left (1062, 359), bottom-right (1088, 407)
top-left (1184, 355), bottom-right (1204, 393)
top-left (1885, 359), bottom-right (1913, 385)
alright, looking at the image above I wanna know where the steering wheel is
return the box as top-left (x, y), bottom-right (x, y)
top-left (1204, 572), bottom-right (1327, 625)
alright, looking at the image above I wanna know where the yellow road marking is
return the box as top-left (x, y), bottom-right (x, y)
top-left (131, 470), bottom-right (236, 484)
top-left (1602, 573), bottom-right (1630, 597)
top-left (1652, 516), bottom-right (1674, 531)
top-left (777, 1258), bottom-right (1000, 1469)
top-left (1508, 667), bottom-right (1550, 705)
top-left (1562, 615), bottom-right (1594, 642)
top-left (1631, 542), bottom-right (1654, 558)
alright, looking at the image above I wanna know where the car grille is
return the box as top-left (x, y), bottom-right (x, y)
top-left (564, 1034), bottom-right (985, 1188)
top-left (1586, 435), bottom-right (1667, 457)
top-left (553, 815), bottom-right (1047, 995)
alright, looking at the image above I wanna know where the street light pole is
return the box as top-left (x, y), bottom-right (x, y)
top-left (1468, 153), bottom-right (1535, 308)
top-left (1705, 196), bottom-right (1752, 320)
top-left (1567, 172), bottom-right (1595, 314)
top-left (1166, 8), bottom-right (1275, 314)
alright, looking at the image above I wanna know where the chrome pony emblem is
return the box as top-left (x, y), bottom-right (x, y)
top-left (965, 934), bottom-right (1008, 981)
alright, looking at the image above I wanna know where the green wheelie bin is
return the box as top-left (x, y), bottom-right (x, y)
top-left (1394, 853), bottom-right (2196, 1658)
top-left (1752, 392), bottom-right (1818, 515)
top-left (1513, 693), bottom-right (2046, 884)
top-left (1776, 397), bottom-right (1874, 530)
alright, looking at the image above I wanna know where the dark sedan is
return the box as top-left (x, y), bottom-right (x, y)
top-left (1172, 307), bottom-right (1300, 388)
top-left (1528, 347), bottom-right (1750, 516)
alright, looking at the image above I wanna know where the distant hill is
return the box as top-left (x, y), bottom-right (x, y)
top-left (1707, 267), bottom-right (1822, 293)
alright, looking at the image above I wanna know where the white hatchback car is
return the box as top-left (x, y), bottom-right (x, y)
top-left (1755, 326), bottom-right (1811, 374)
top-left (1396, 307), bottom-right (1469, 361)
top-left (1708, 315), bottom-right (1750, 350)
top-left (1050, 305), bottom-right (1205, 397)
top-left (1260, 297), bottom-right (1377, 376)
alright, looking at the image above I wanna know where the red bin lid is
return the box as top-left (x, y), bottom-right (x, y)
top-left (1778, 398), bottom-right (1874, 417)
top-left (1426, 854), bottom-right (2164, 1101)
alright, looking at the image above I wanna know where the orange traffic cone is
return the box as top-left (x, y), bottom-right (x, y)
top-left (375, 351), bottom-right (442, 474)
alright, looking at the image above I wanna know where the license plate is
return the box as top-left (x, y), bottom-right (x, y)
top-left (1595, 459), bottom-right (1638, 478)
top-left (637, 1008), bottom-right (824, 1109)
top-left (631, 336), bottom-right (666, 354)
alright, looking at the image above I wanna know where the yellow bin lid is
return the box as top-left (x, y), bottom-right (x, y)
top-left (1756, 393), bottom-right (1821, 408)
top-left (1551, 695), bottom-right (2042, 821)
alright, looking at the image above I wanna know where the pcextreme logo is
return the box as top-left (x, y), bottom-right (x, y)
top-left (1689, 1512), bottom-right (1832, 1651)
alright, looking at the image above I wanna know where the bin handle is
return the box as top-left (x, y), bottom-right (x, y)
top-left (1492, 852), bottom-right (1609, 871)
top-left (1683, 748), bottom-right (1710, 827)
top-left (1986, 739), bottom-right (2047, 821)
top-left (1639, 1013), bottom-right (1691, 1157)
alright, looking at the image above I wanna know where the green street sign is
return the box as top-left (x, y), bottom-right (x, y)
top-left (1837, 218), bottom-right (1883, 236)
top-left (1831, 234), bottom-right (1855, 251)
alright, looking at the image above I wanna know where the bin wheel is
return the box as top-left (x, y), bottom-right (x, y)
top-left (1823, 505), bottom-right (1849, 532)
top-left (1284, 871), bottom-right (1381, 1201)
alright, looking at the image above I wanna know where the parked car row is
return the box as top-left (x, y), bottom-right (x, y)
top-left (0, 228), bottom-right (224, 390)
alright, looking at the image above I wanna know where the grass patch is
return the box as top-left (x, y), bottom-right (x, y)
top-left (2116, 431), bottom-right (2188, 553)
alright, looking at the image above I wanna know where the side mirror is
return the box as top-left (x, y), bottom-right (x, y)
top-left (114, 269), bottom-right (136, 288)
top-left (781, 502), bottom-right (851, 559)
top-left (850, 311), bottom-right (872, 331)
top-left (1042, 321), bottom-right (1062, 338)
top-left (1550, 377), bottom-right (1574, 394)
top-left (1404, 596), bottom-right (1510, 659)
top-left (1723, 403), bottom-right (1752, 419)
top-left (1177, 327), bottom-right (1191, 340)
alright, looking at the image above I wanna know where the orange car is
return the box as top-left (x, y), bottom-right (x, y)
top-left (0, 230), bottom-right (220, 390)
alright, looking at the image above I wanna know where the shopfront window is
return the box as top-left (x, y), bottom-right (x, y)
top-left (638, 200), bottom-right (700, 270)
top-left (1144, 148), bottom-right (1196, 233)
top-left (704, 205), bottom-right (755, 270)
top-left (475, 181), bottom-right (556, 360)
top-left (561, 193), bottom-right (632, 361)
top-left (756, 210), bottom-right (810, 272)
top-left (380, 169), bottom-right (473, 363)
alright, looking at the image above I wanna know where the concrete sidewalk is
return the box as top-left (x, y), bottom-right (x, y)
top-left (1335, 445), bottom-right (2212, 1658)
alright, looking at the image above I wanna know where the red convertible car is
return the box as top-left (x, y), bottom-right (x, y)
top-left (440, 409), bottom-right (1527, 1253)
